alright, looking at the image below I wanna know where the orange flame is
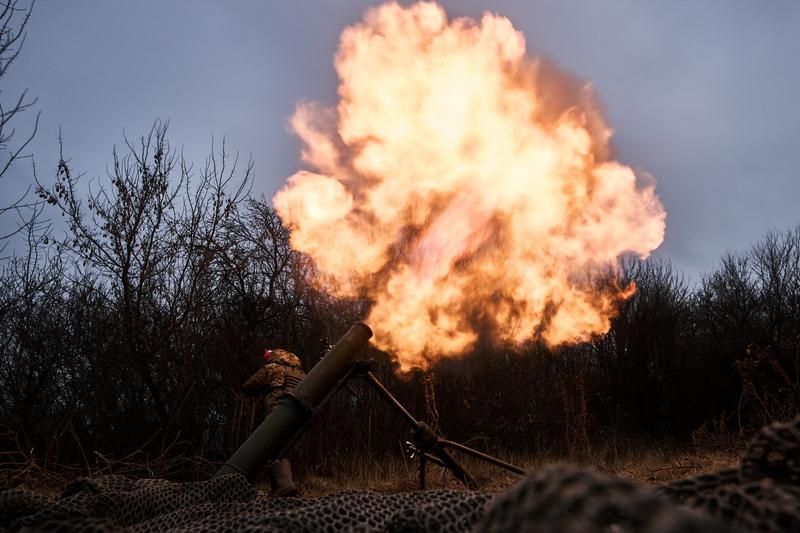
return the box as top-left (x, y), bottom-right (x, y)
top-left (274, 1), bottom-right (666, 371)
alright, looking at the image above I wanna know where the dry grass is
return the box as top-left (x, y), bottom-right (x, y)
top-left (0, 458), bottom-right (71, 497)
top-left (298, 440), bottom-right (742, 497)
top-left (4, 437), bottom-right (743, 498)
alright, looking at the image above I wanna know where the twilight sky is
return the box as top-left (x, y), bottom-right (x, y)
top-left (3, 0), bottom-right (799, 283)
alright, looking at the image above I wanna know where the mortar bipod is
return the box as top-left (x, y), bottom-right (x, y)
top-left (349, 361), bottom-right (525, 490)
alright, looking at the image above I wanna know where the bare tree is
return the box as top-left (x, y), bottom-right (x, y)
top-left (0, 0), bottom-right (37, 175)
top-left (0, 0), bottom-right (39, 251)
top-left (34, 121), bottom-right (253, 452)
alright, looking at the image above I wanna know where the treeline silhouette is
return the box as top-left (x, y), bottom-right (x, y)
top-left (1, 123), bottom-right (798, 480)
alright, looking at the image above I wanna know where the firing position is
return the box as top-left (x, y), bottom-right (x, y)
top-left (242, 348), bottom-right (305, 496)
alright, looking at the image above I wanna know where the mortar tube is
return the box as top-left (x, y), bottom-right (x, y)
top-left (215, 322), bottom-right (373, 481)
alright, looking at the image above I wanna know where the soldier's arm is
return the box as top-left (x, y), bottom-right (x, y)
top-left (242, 365), bottom-right (288, 394)
top-left (242, 367), bottom-right (273, 394)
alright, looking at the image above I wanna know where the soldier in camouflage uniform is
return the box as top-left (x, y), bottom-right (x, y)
top-left (242, 348), bottom-right (305, 497)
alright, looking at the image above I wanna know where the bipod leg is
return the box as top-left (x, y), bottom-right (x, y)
top-left (361, 368), bottom-right (478, 490)
top-left (439, 438), bottom-right (526, 477)
top-left (432, 447), bottom-right (477, 489)
top-left (414, 425), bottom-right (477, 490)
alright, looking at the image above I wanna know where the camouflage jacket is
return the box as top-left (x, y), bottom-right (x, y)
top-left (242, 349), bottom-right (305, 395)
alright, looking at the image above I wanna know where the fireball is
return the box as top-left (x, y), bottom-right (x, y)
top-left (274, 1), bottom-right (666, 371)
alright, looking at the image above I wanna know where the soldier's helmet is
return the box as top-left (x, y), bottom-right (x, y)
top-left (263, 348), bottom-right (302, 369)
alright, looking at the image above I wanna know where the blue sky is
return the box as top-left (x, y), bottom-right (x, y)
top-left (3, 1), bottom-right (799, 283)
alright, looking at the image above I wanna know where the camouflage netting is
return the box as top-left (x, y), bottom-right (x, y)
top-left (3, 417), bottom-right (800, 532)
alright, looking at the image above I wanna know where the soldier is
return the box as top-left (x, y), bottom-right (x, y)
top-left (242, 348), bottom-right (306, 497)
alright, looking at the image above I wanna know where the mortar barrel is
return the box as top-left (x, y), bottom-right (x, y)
top-left (215, 322), bottom-right (373, 481)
